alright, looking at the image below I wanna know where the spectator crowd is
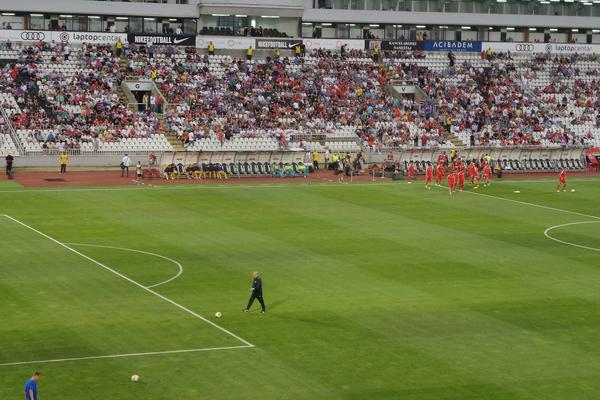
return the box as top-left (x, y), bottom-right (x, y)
top-left (1, 38), bottom-right (599, 154)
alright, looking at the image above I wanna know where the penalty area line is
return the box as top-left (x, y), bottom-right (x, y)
top-left (64, 242), bottom-right (184, 289)
top-left (1, 214), bottom-right (254, 348)
top-left (0, 345), bottom-right (252, 367)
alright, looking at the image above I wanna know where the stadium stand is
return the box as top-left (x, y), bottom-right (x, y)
top-left (0, 133), bottom-right (18, 156)
top-left (0, 38), bottom-right (597, 166)
top-left (124, 46), bottom-right (419, 153)
top-left (0, 43), bottom-right (172, 154)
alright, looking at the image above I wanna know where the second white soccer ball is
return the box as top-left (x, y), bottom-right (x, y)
top-left (571, 189), bottom-right (575, 192)
top-left (215, 312), bottom-right (222, 318)
top-left (131, 374), bottom-right (140, 383)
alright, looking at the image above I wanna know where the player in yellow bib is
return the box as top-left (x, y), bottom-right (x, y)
top-left (59, 152), bottom-right (68, 174)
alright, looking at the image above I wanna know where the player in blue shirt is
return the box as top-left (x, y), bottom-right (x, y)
top-left (25, 372), bottom-right (41, 400)
top-left (243, 271), bottom-right (266, 313)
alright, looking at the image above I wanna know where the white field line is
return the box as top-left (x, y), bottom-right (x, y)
top-left (0, 180), bottom-right (474, 194)
top-left (459, 189), bottom-right (600, 221)
top-left (442, 185), bottom-right (600, 251)
top-left (544, 221), bottom-right (600, 252)
top-left (65, 242), bottom-right (183, 289)
top-left (0, 177), bottom-right (598, 194)
top-left (0, 345), bottom-right (251, 367)
top-left (2, 214), bottom-right (254, 348)
top-left (0, 181), bottom-right (397, 194)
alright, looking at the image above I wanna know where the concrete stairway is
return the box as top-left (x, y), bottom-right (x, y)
top-left (447, 133), bottom-right (465, 148)
top-left (158, 115), bottom-right (184, 151)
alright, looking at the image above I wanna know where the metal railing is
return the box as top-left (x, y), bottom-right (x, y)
top-left (0, 105), bottom-right (25, 155)
top-left (28, 148), bottom-right (167, 157)
top-left (151, 81), bottom-right (170, 114)
top-left (521, 71), bottom-right (570, 136)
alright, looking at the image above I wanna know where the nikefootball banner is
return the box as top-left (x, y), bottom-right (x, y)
top-left (127, 34), bottom-right (196, 46)
top-left (255, 39), bottom-right (303, 49)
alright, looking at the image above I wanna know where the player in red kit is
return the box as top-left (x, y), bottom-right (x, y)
top-left (557, 168), bottom-right (567, 192)
top-left (453, 158), bottom-right (460, 171)
top-left (435, 163), bottom-right (444, 186)
top-left (483, 163), bottom-right (492, 187)
top-left (425, 163), bottom-right (433, 189)
top-left (457, 160), bottom-right (466, 191)
top-left (472, 163), bottom-right (480, 189)
top-left (407, 161), bottom-right (415, 184)
top-left (447, 171), bottom-right (458, 195)
top-left (467, 161), bottom-right (476, 186)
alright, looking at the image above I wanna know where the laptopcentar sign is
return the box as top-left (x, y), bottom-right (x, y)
top-left (482, 41), bottom-right (600, 54)
top-left (0, 30), bottom-right (127, 44)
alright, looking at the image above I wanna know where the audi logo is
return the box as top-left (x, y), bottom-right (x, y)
top-left (515, 44), bottom-right (534, 52)
top-left (20, 32), bottom-right (45, 41)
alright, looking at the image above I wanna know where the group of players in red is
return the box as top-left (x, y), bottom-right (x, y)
top-left (405, 156), bottom-right (569, 194)
top-left (406, 156), bottom-right (493, 195)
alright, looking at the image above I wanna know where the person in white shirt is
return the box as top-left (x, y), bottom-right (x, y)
top-left (175, 26), bottom-right (183, 35)
top-left (121, 154), bottom-right (131, 177)
top-left (136, 161), bottom-right (143, 181)
top-left (63, 44), bottom-right (71, 61)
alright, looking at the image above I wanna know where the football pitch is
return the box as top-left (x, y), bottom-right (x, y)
top-left (1, 178), bottom-right (600, 400)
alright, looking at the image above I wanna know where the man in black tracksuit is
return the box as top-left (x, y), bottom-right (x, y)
top-left (244, 272), bottom-right (266, 313)
top-left (5, 153), bottom-right (14, 178)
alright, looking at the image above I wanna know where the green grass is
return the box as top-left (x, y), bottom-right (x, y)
top-left (0, 181), bottom-right (22, 188)
top-left (1, 178), bottom-right (600, 400)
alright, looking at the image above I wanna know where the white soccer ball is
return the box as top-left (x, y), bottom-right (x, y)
top-left (513, 190), bottom-right (521, 194)
top-left (131, 374), bottom-right (140, 383)
top-left (571, 189), bottom-right (575, 192)
top-left (215, 312), bottom-right (222, 318)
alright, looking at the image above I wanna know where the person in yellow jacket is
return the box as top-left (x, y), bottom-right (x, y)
top-left (59, 152), bottom-right (68, 174)
top-left (312, 151), bottom-right (319, 170)
top-left (373, 46), bottom-right (380, 63)
top-left (115, 38), bottom-right (123, 57)
top-left (294, 44), bottom-right (301, 58)
top-left (274, 47), bottom-right (281, 59)
top-left (208, 41), bottom-right (215, 56)
top-left (246, 46), bottom-right (253, 61)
